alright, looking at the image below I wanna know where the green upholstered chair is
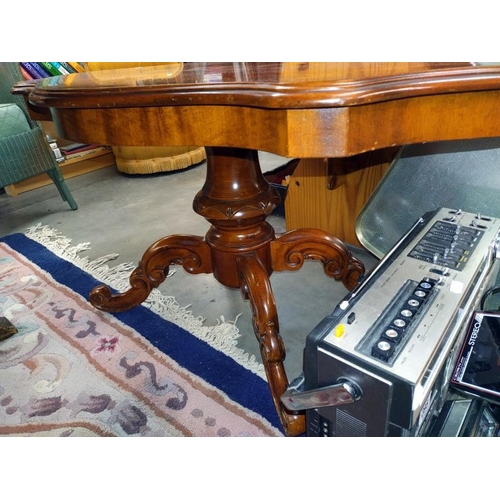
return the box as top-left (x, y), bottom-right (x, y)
top-left (0, 62), bottom-right (77, 210)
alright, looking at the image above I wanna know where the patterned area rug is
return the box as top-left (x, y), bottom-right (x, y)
top-left (0, 226), bottom-right (283, 437)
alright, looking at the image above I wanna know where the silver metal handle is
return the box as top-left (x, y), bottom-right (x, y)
top-left (281, 376), bottom-right (362, 412)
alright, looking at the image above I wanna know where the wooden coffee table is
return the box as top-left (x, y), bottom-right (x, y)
top-left (18, 62), bottom-right (500, 436)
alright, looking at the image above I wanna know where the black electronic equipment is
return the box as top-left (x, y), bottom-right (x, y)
top-left (427, 397), bottom-right (500, 437)
top-left (281, 208), bottom-right (500, 436)
top-left (451, 311), bottom-right (500, 405)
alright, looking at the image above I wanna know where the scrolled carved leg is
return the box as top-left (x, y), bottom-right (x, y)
top-left (90, 235), bottom-right (213, 312)
top-left (270, 228), bottom-right (365, 290)
top-left (236, 253), bottom-right (305, 436)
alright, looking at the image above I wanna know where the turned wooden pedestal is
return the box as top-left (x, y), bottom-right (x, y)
top-left (89, 147), bottom-right (364, 436)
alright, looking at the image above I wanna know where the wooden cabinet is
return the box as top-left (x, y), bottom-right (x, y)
top-left (284, 148), bottom-right (398, 246)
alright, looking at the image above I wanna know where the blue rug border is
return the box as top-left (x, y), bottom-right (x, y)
top-left (1, 232), bottom-right (283, 432)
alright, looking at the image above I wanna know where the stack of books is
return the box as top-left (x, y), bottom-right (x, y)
top-left (59, 142), bottom-right (111, 161)
top-left (19, 62), bottom-right (85, 80)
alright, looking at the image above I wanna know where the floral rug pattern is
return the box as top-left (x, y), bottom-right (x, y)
top-left (0, 236), bottom-right (282, 437)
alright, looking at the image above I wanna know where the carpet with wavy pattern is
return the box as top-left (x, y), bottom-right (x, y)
top-left (0, 227), bottom-right (282, 437)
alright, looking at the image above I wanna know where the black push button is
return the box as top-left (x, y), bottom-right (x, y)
top-left (372, 339), bottom-right (396, 361)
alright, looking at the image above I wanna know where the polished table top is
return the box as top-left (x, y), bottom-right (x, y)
top-left (22, 62), bottom-right (500, 158)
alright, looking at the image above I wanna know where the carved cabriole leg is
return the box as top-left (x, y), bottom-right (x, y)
top-left (237, 253), bottom-right (305, 436)
top-left (270, 228), bottom-right (365, 291)
top-left (90, 235), bottom-right (212, 312)
top-left (88, 145), bottom-right (364, 436)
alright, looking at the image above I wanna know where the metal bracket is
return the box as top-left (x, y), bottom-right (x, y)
top-left (281, 374), bottom-right (363, 412)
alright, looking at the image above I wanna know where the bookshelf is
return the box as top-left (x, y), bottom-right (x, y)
top-left (6, 64), bottom-right (117, 196)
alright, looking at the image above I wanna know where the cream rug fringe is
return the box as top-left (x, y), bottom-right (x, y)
top-left (25, 224), bottom-right (266, 379)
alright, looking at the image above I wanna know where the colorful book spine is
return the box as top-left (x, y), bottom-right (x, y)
top-left (68, 62), bottom-right (86, 72)
top-left (19, 66), bottom-right (34, 80)
top-left (39, 62), bottom-right (63, 76)
top-left (20, 62), bottom-right (47, 79)
top-left (50, 62), bottom-right (70, 75)
top-left (19, 62), bottom-right (38, 79)
top-left (58, 62), bottom-right (77, 73)
top-left (29, 62), bottom-right (51, 78)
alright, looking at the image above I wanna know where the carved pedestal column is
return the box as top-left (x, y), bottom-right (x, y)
top-left (90, 146), bottom-right (364, 436)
